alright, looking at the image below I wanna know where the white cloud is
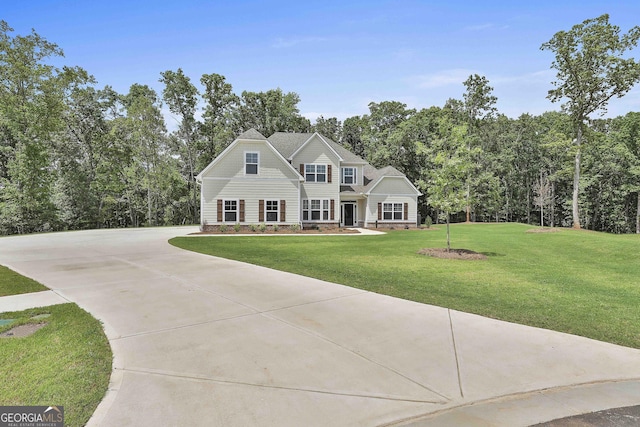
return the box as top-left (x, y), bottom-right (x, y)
top-left (464, 23), bottom-right (510, 31)
top-left (465, 23), bottom-right (494, 31)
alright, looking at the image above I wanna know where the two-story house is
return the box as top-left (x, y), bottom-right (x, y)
top-left (196, 128), bottom-right (421, 230)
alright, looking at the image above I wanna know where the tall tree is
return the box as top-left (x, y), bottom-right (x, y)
top-left (118, 84), bottom-right (170, 227)
top-left (361, 101), bottom-right (415, 167)
top-left (608, 112), bottom-right (640, 233)
top-left (312, 115), bottom-right (341, 142)
top-left (342, 116), bottom-right (366, 157)
top-left (461, 75), bottom-right (498, 222)
top-left (235, 88), bottom-right (310, 137)
top-left (541, 14), bottom-right (640, 229)
top-left (200, 73), bottom-right (238, 167)
top-left (0, 21), bottom-right (85, 233)
top-left (160, 68), bottom-right (200, 223)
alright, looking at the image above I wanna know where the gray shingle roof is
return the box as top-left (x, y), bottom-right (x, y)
top-left (267, 132), bottom-right (311, 158)
top-left (266, 131), bottom-right (413, 194)
top-left (237, 128), bottom-right (268, 140)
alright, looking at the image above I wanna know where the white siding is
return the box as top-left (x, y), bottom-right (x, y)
top-left (294, 135), bottom-right (341, 202)
top-left (340, 164), bottom-right (362, 185)
top-left (202, 141), bottom-right (299, 180)
top-left (370, 177), bottom-right (418, 195)
top-left (201, 178), bottom-right (299, 225)
top-left (366, 178), bottom-right (419, 226)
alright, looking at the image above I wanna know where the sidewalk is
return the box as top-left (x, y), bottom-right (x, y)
top-left (0, 290), bottom-right (68, 313)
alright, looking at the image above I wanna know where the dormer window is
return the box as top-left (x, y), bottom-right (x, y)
top-left (245, 152), bottom-right (258, 175)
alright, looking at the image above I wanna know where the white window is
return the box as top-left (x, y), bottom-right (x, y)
top-left (224, 200), bottom-right (238, 222)
top-left (303, 199), bottom-right (330, 221)
top-left (305, 164), bottom-right (326, 183)
top-left (341, 167), bottom-right (356, 184)
top-left (383, 203), bottom-right (403, 220)
top-left (266, 200), bottom-right (279, 222)
top-left (245, 152), bottom-right (258, 175)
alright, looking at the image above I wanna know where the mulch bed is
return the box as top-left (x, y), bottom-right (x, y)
top-left (192, 227), bottom-right (359, 235)
top-left (418, 248), bottom-right (487, 260)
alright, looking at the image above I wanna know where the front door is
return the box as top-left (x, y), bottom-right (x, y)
top-left (343, 203), bottom-right (355, 227)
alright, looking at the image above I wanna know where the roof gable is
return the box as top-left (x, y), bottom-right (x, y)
top-left (196, 129), bottom-right (301, 181)
top-left (236, 128), bottom-right (268, 140)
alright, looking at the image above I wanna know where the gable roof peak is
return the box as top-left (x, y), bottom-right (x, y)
top-left (237, 128), bottom-right (267, 140)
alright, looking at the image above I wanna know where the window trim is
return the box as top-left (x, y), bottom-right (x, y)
top-left (245, 151), bottom-right (259, 175)
top-left (383, 202), bottom-right (404, 221)
top-left (265, 199), bottom-right (279, 222)
top-left (224, 199), bottom-right (239, 223)
top-left (341, 167), bottom-right (356, 185)
top-left (303, 198), bottom-right (330, 221)
top-left (304, 163), bottom-right (327, 183)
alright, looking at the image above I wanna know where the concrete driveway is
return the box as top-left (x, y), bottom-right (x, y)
top-left (0, 227), bottom-right (639, 426)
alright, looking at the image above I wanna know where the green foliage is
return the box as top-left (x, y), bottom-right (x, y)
top-left (272, 224), bottom-right (279, 232)
top-left (170, 223), bottom-right (640, 348)
top-left (234, 223), bottom-right (241, 233)
top-left (219, 223), bottom-right (228, 233)
top-left (249, 224), bottom-right (257, 232)
top-left (2, 19), bottom-right (640, 236)
top-left (424, 215), bottom-right (432, 228)
top-left (312, 115), bottom-right (341, 142)
top-left (541, 14), bottom-right (640, 228)
top-left (259, 223), bottom-right (267, 233)
top-left (290, 223), bottom-right (300, 232)
top-left (0, 304), bottom-right (111, 427)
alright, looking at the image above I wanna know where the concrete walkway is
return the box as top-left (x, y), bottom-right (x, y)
top-left (0, 227), bottom-right (638, 426)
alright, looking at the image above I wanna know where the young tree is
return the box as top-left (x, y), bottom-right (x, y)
top-left (541, 14), bottom-right (640, 229)
top-left (418, 119), bottom-right (473, 251)
top-left (533, 172), bottom-right (552, 227)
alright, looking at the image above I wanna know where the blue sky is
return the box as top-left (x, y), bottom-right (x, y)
top-left (4, 1), bottom-right (640, 124)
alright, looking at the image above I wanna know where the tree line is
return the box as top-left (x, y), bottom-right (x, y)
top-left (1, 16), bottom-right (639, 235)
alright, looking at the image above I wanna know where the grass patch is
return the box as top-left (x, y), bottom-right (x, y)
top-left (0, 265), bottom-right (48, 296)
top-left (0, 304), bottom-right (112, 427)
top-left (170, 223), bottom-right (640, 349)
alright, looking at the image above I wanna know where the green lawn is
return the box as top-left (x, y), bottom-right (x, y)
top-left (0, 265), bottom-right (48, 296)
top-left (0, 267), bottom-right (112, 427)
top-left (170, 223), bottom-right (640, 349)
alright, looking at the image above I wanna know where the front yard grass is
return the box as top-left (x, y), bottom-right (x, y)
top-left (0, 266), bottom-right (112, 427)
top-left (0, 265), bottom-right (48, 296)
top-left (170, 223), bottom-right (640, 349)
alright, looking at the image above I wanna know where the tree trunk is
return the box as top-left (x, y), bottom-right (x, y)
top-left (446, 214), bottom-right (451, 251)
top-left (541, 204), bottom-right (544, 228)
top-left (550, 181), bottom-right (555, 228)
top-left (465, 183), bottom-right (471, 223)
top-left (572, 126), bottom-right (582, 229)
top-left (147, 187), bottom-right (152, 227)
top-left (636, 190), bottom-right (640, 234)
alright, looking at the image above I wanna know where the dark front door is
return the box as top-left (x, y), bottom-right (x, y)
top-left (344, 203), bottom-right (354, 226)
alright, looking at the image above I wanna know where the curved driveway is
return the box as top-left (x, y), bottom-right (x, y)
top-left (0, 227), bottom-right (639, 426)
